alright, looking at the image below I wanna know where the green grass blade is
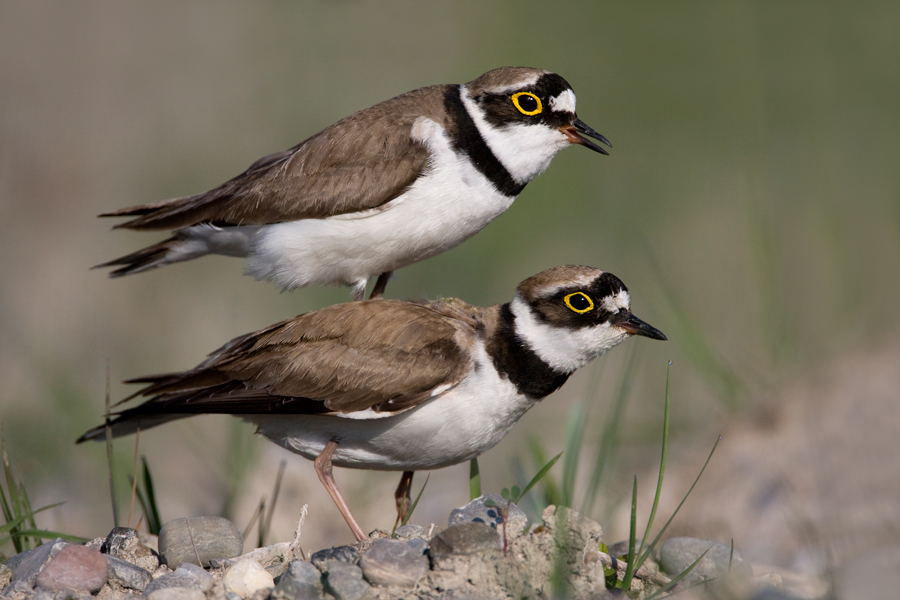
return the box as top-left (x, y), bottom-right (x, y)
top-left (528, 436), bottom-right (561, 507)
top-left (620, 476), bottom-right (639, 591)
top-left (260, 460), bottom-right (286, 547)
top-left (516, 452), bottom-right (562, 504)
top-left (140, 456), bottom-right (162, 534)
top-left (400, 474), bottom-right (430, 528)
top-left (581, 347), bottom-right (636, 514)
top-left (635, 361), bottom-right (672, 567)
top-left (469, 458), bottom-right (481, 500)
top-left (639, 435), bottom-right (722, 566)
top-left (560, 403), bottom-right (588, 507)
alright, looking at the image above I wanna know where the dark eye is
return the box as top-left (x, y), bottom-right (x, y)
top-left (512, 92), bottom-right (542, 116)
top-left (564, 292), bottom-right (594, 314)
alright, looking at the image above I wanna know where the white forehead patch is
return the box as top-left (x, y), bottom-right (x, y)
top-left (488, 72), bottom-right (542, 94)
top-left (549, 89), bottom-right (577, 113)
top-left (532, 271), bottom-right (600, 298)
top-left (601, 290), bottom-right (631, 313)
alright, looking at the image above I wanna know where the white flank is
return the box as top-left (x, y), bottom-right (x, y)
top-left (510, 295), bottom-right (629, 373)
top-left (460, 86), bottom-right (570, 185)
top-left (243, 116), bottom-right (515, 292)
top-left (249, 341), bottom-right (536, 470)
top-left (549, 89), bottom-right (577, 113)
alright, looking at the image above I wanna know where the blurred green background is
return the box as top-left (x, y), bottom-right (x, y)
top-left (1, 0), bottom-right (898, 576)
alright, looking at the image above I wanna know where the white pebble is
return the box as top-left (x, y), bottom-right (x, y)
top-left (223, 559), bottom-right (274, 598)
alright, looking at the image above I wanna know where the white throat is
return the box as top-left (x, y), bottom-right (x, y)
top-left (510, 295), bottom-right (629, 373)
top-left (459, 86), bottom-right (571, 185)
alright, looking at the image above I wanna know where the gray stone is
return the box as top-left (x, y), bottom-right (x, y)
top-left (142, 563), bottom-right (213, 597)
top-left (429, 522), bottom-right (501, 559)
top-left (358, 539), bottom-right (428, 587)
top-left (158, 516), bottom-right (243, 568)
top-left (146, 588), bottom-right (206, 600)
top-left (105, 555), bottom-right (152, 591)
top-left (102, 526), bottom-right (159, 571)
top-left (448, 494), bottom-right (528, 540)
top-left (659, 536), bottom-right (752, 584)
top-left (309, 546), bottom-right (358, 572)
top-left (34, 545), bottom-right (108, 593)
top-left (174, 563), bottom-right (214, 590)
top-left (273, 560), bottom-right (324, 600)
top-left (6, 538), bottom-right (67, 586)
top-left (392, 524), bottom-right (426, 540)
top-left (323, 562), bottom-right (371, 600)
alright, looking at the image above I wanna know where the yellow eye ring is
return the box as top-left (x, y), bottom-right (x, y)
top-left (564, 292), bottom-right (594, 314)
top-left (511, 92), bottom-right (543, 116)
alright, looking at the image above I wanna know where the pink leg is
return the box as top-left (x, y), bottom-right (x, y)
top-left (314, 439), bottom-right (367, 542)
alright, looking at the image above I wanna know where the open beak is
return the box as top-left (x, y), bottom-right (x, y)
top-left (561, 119), bottom-right (612, 155)
top-left (617, 313), bottom-right (667, 341)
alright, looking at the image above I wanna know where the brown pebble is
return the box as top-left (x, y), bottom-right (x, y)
top-left (35, 545), bottom-right (108, 593)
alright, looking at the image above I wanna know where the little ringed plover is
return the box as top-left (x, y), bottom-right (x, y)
top-left (95, 68), bottom-right (611, 299)
top-left (78, 265), bottom-right (663, 540)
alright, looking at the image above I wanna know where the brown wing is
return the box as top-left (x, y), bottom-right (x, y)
top-left (103, 85), bottom-right (451, 230)
top-left (114, 300), bottom-right (476, 418)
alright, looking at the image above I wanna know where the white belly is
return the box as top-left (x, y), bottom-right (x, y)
top-left (247, 345), bottom-right (538, 471)
top-left (243, 117), bottom-right (516, 292)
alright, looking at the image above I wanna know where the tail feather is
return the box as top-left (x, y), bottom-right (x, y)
top-left (93, 236), bottom-right (198, 277)
top-left (75, 413), bottom-right (192, 443)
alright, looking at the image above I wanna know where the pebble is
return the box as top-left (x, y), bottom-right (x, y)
top-left (158, 516), bottom-right (243, 568)
top-left (142, 564), bottom-right (213, 596)
top-left (0, 563), bottom-right (11, 589)
top-left (34, 545), bottom-right (108, 593)
top-left (392, 524), bottom-right (427, 540)
top-left (448, 494), bottom-right (528, 539)
top-left (323, 562), bottom-right (372, 600)
top-left (105, 554), bottom-right (152, 591)
top-left (310, 546), bottom-right (359, 572)
top-left (102, 526), bottom-right (160, 571)
top-left (274, 560), bottom-right (324, 600)
top-left (6, 538), bottom-right (66, 586)
top-left (146, 588), bottom-right (207, 600)
top-left (359, 538), bottom-right (428, 587)
top-left (429, 522), bottom-right (501, 559)
top-left (659, 536), bottom-right (752, 583)
top-left (223, 559), bottom-right (275, 598)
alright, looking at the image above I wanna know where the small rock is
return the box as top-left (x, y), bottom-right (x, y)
top-left (659, 536), bottom-right (752, 584)
top-left (223, 559), bottom-right (275, 598)
top-left (34, 545), bottom-right (108, 593)
top-left (105, 555), bottom-right (152, 591)
top-left (146, 588), bottom-right (207, 600)
top-left (6, 538), bottom-right (67, 586)
top-left (430, 522), bottom-right (501, 559)
top-left (310, 546), bottom-right (358, 572)
top-left (448, 494), bottom-right (528, 539)
top-left (174, 563), bottom-right (214, 590)
top-left (606, 539), bottom-right (643, 559)
top-left (158, 516), bottom-right (243, 568)
top-left (274, 560), bottom-right (324, 600)
top-left (102, 526), bottom-right (159, 571)
top-left (359, 538), bottom-right (428, 587)
top-left (142, 564), bottom-right (212, 596)
top-left (392, 524), bottom-right (426, 540)
top-left (323, 562), bottom-right (371, 600)
top-left (0, 563), bottom-right (12, 589)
